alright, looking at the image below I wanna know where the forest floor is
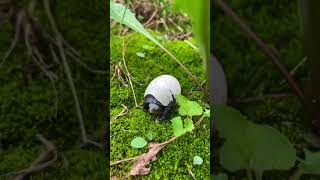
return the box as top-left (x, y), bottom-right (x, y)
top-left (0, 0), bottom-right (107, 179)
top-left (110, 0), bottom-right (210, 179)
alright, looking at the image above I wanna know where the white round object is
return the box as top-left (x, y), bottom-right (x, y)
top-left (144, 75), bottom-right (181, 106)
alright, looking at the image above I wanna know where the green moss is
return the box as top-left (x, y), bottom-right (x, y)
top-left (0, 0), bottom-right (107, 178)
top-left (110, 32), bottom-right (209, 178)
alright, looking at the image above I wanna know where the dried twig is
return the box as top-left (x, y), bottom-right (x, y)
top-left (232, 93), bottom-right (294, 103)
top-left (280, 56), bottom-right (307, 85)
top-left (43, 0), bottom-right (102, 149)
top-left (111, 104), bottom-right (129, 122)
top-left (110, 155), bottom-right (140, 166)
top-left (121, 41), bottom-right (138, 107)
top-left (10, 134), bottom-right (58, 180)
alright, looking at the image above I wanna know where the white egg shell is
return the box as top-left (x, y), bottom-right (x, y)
top-left (144, 75), bottom-right (181, 106)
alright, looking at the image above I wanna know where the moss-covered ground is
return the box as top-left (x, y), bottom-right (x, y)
top-left (110, 33), bottom-right (210, 179)
top-left (0, 0), bottom-right (107, 179)
top-left (212, 0), bottom-right (318, 179)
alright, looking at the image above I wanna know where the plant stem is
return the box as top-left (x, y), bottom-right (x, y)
top-left (121, 41), bottom-right (138, 107)
top-left (215, 0), bottom-right (304, 103)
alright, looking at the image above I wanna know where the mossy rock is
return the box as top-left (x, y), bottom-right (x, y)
top-left (110, 32), bottom-right (210, 179)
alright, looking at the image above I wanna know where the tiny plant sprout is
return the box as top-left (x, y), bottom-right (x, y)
top-left (131, 137), bottom-right (147, 148)
top-left (136, 52), bottom-right (145, 58)
top-left (193, 155), bottom-right (203, 165)
top-left (147, 131), bottom-right (154, 141)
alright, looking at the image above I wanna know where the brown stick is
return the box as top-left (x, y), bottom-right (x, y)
top-left (12, 134), bottom-right (58, 180)
top-left (232, 93), bottom-right (294, 103)
top-left (215, 0), bottom-right (304, 103)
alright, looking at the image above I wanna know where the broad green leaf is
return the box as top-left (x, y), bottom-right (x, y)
top-left (131, 137), bottom-right (147, 148)
top-left (213, 105), bottom-right (250, 142)
top-left (203, 109), bottom-right (210, 118)
top-left (171, 116), bottom-right (186, 137)
top-left (299, 149), bottom-right (320, 174)
top-left (142, 45), bottom-right (154, 51)
top-left (220, 141), bottom-right (248, 172)
top-left (176, 94), bottom-right (188, 106)
top-left (193, 155), bottom-right (203, 165)
top-left (184, 118), bottom-right (194, 132)
top-left (212, 174), bottom-right (228, 180)
top-left (179, 100), bottom-right (203, 117)
top-left (136, 52), bottom-right (145, 58)
top-left (220, 120), bottom-right (296, 172)
top-left (147, 131), bottom-right (154, 141)
top-left (248, 125), bottom-right (296, 171)
top-left (173, 0), bottom-right (210, 71)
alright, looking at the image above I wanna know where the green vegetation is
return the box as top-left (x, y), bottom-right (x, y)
top-left (212, 0), bottom-right (320, 179)
top-left (110, 32), bottom-right (210, 179)
top-left (0, 0), bottom-right (106, 179)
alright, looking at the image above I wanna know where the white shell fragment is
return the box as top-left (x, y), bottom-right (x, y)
top-left (211, 54), bottom-right (228, 104)
top-left (144, 75), bottom-right (181, 106)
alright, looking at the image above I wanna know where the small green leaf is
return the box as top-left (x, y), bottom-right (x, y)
top-left (193, 155), bottom-right (203, 165)
top-left (131, 137), bottom-right (147, 148)
top-left (136, 52), bottom-right (145, 58)
top-left (177, 96), bottom-right (203, 117)
top-left (171, 116), bottom-right (186, 137)
top-left (299, 149), bottom-right (320, 174)
top-left (203, 109), bottom-right (210, 118)
top-left (147, 131), bottom-right (154, 141)
top-left (142, 45), bottom-right (154, 51)
top-left (184, 118), bottom-right (194, 132)
top-left (176, 94), bottom-right (188, 105)
top-left (187, 101), bottom-right (203, 116)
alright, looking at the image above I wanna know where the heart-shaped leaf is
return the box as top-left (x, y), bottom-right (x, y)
top-left (176, 94), bottom-right (188, 106)
top-left (171, 117), bottom-right (186, 137)
top-left (217, 105), bottom-right (296, 172)
top-left (146, 131), bottom-right (154, 141)
top-left (184, 118), bottom-right (194, 132)
top-left (131, 137), bottom-right (147, 148)
top-left (178, 100), bottom-right (203, 117)
top-left (193, 155), bottom-right (203, 165)
top-left (299, 149), bottom-right (320, 174)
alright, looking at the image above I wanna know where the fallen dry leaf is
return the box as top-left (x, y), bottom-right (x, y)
top-left (110, 176), bottom-right (118, 180)
top-left (127, 137), bottom-right (177, 177)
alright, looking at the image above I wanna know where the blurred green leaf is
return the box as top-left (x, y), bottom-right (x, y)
top-left (299, 149), bottom-right (320, 174)
top-left (171, 116), bottom-right (186, 137)
top-left (173, 0), bottom-right (210, 70)
top-left (217, 105), bottom-right (296, 172)
top-left (147, 131), bottom-right (154, 141)
top-left (193, 155), bottom-right (203, 165)
top-left (184, 118), bottom-right (194, 132)
top-left (136, 52), bottom-right (145, 58)
top-left (130, 137), bottom-right (147, 148)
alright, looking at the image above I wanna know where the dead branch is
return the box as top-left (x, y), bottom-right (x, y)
top-left (215, 0), bottom-right (304, 102)
top-left (43, 0), bottom-right (103, 149)
top-left (232, 93), bottom-right (294, 104)
top-left (11, 134), bottom-right (58, 180)
top-left (121, 41), bottom-right (138, 107)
